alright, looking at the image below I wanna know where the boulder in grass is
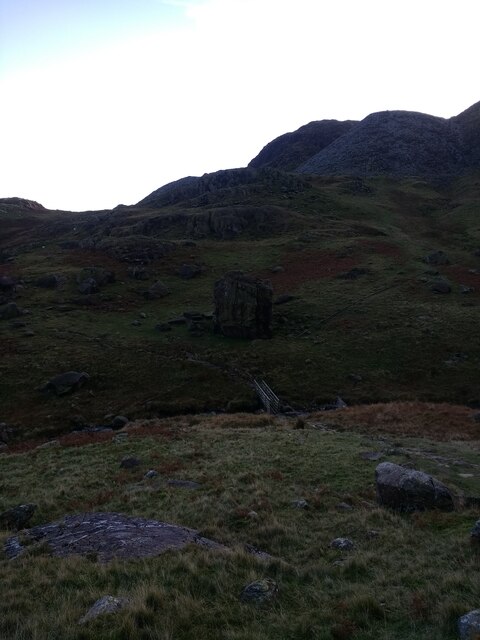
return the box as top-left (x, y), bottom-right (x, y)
top-left (458, 610), bottom-right (480, 640)
top-left (0, 302), bottom-right (23, 320)
top-left (240, 578), bottom-right (278, 604)
top-left (470, 519), bottom-right (480, 545)
top-left (38, 371), bottom-right (90, 396)
top-left (144, 281), bottom-right (170, 300)
top-left (375, 462), bottom-right (455, 512)
top-left (79, 595), bottom-right (129, 624)
top-left (0, 504), bottom-right (36, 530)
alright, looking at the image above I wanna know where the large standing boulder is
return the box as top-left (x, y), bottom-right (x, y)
top-left (375, 462), bottom-right (455, 512)
top-left (213, 271), bottom-right (272, 339)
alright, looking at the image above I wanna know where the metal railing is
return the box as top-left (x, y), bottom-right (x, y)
top-left (253, 379), bottom-right (280, 414)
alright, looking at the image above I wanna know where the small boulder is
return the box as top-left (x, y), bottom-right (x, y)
top-left (423, 250), bottom-right (450, 266)
top-left (39, 371), bottom-right (90, 396)
top-left (375, 461), bottom-right (455, 512)
top-left (430, 279), bottom-right (451, 294)
top-left (127, 266), bottom-right (149, 280)
top-left (144, 470), bottom-right (158, 479)
top-left (155, 323), bottom-right (172, 332)
top-left (78, 595), bottom-right (129, 625)
top-left (77, 278), bottom-right (99, 295)
top-left (470, 519), bottom-right (480, 545)
top-left (144, 281), bottom-right (170, 300)
top-left (0, 302), bottom-right (23, 320)
top-left (112, 416), bottom-right (129, 430)
top-left (0, 504), bottom-right (36, 530)
top-left (240, 578), bottom-right (278, 604)
top-left (120, 456), bottom-right (141, 469)
top-left (330, 537), bottom-right (354, 551)
top-left (292, 498), bottom-right (309, 509)
top-left (178, 263), bottom-right (202, 279)
top-left (35, 274), bottom-right (60, 289)
top-left (458, 610), bottom-right (480, 640)
top-left (0, 276), bottom-right (16, 293)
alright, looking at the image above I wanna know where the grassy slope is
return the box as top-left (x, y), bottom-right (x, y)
top-left (1, 174), bottom-right (480, 436)
top-left (0, 413), bottom-right (479, 639)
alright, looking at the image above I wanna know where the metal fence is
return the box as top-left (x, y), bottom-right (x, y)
top-left (253, 379), bottom-right (280, 414)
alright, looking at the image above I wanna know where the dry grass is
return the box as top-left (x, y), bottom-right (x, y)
top-left (309, 401), bottom-right (480, 441)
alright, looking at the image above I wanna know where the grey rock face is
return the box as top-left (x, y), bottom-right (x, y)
top-left (458, 609), bottom-right (480, 640)
top-left (0, 504), bottom-right (36, 530)
top-left (297, 110), bottom-right (464, 178)
top-left (375, 462), bottom-right (455, 512)
top-left (78, 595), bottom-right (129, 624)
top-left (214, 271), bottom-right (273, 339)
top-left (39, 371), bottom-right (90, 396)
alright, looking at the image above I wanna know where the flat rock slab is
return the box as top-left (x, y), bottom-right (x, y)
top-left (5, 512), bottom-right (226, 561)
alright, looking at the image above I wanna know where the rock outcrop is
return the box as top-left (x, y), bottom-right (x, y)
top-left (214, 272), bottom-right (273, 339)
top-left (375, 462), bottom-right (455, 512)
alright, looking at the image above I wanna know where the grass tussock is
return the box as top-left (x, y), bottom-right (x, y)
top-left (0, 415), bottom-right (478, 638)
top-left (310, 401), bottom-right (480, 441)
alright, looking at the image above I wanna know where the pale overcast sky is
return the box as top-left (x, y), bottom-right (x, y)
top-left (0, 0), bottom-right (478, 211)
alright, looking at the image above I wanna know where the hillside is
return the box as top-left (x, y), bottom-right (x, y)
top-left (2, 102), bottom-right (480, 640)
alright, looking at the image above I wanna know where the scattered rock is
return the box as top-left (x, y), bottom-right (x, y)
top-left (348, 373), bottom-right (363, 382)
top-left (112, 432), bottom-right (129, 444)
top-left (430, 278), bottom-right (451, 294)
top-left (270, 266), bottom-right (284, 273)
top-left (77, 267), bottom-right (115, 288)
top-left (0, 504), bottom-right (36, 531)
top-left (472, 413), bottom-right (480, 423)
top-left (131, 320), bottom-right (141, 327)
top-left (360, 451), bottom-right (383, 461)
top-left (0, 276), bottom-right (16, 293)
top-left (155, 323), bottom-right (172, 332)
top-left (178, 263), bottom-right (202, 279)
top-left (240, 578), bottom-right (278, 604)
top-left (77, 278), bottom-right (99, 295)
top-left (38, 371), bottom-right (90, 396)
top-left (168, 316), bottom-right (187, 325)
top-left (127, 266), bottom-right (149, 280)
top-left (330, 537), bottom-right (354, 551)
top-left (375, 461), bottom-right (455, 512)
top-left (336, 502), bottom-right (354, 511)
top-left (78, 595), bottom-right (130, 624)
top-left (0, 302), bottom-right (23, 320)
top-left (112, 416), bottom-right (129, 430)
top-left (144, 470), bottom-right (158, 479)
top-left (120, 456), bottom-right (140, 469)
top-left (470, 520), bottom-right (480, 545)
top-left (458, 610), bottom-right (480, 640)
top-left (213, 271), bottom-right (273, 339)
top-left (35, 274), bottom-right (61, 289)
top-left (460, 285), bottom-right (475, 294)
top-left (423, 250), bottom-right (450, 266)
top-left (292, 498), bottom-right (309, 509)
top-left (337, 267), bottom-right (368, 279)
top-left (144, 281), bottom-right (170, 300)
top-left (320, 396), bottom-right (348, 411)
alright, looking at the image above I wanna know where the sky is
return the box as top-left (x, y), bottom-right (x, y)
top-left (0, 0), bottom-right (478, 211)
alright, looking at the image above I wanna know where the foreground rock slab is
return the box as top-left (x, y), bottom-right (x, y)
top-left (375, 462), bottom-right (455, 512)
top-left (4, 512), bottom-right (269, 562)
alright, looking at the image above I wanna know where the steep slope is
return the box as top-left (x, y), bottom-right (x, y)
top-left (248, 120), bottom-right (356, 171)
top-left (296, 110), bottom-right (465, 178)
top-left (453, 100), bottom-right (480, 168)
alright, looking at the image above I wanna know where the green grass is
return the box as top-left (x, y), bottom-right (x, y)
top-left (0, 415), bottom-right (479, 639)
